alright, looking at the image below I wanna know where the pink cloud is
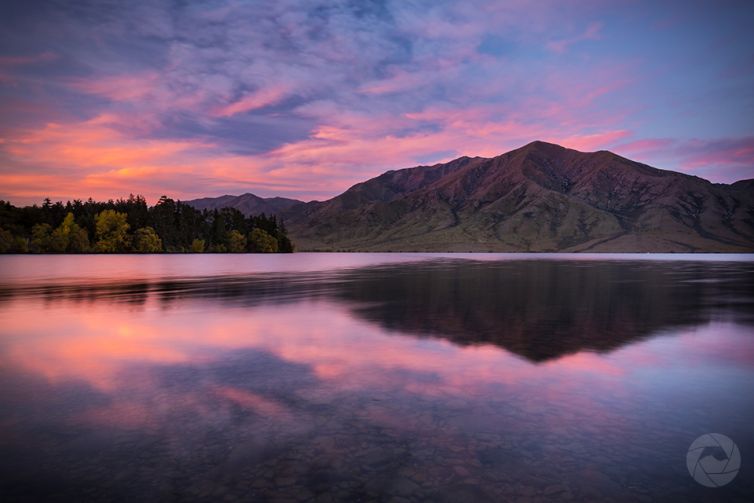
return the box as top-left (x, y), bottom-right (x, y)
top-left (359, 70), bottom-right (433, 95)
top-left (552, 130), bottom-right (632, 151)
top-left (0, 63), bottom-right (641, 204)
top-left (66, 72), bottom-right (161, 101)
top-left (611, 136), bottom-right (754, 182)
top-left (0, 0), bottom-right (750, 204)
top-left (214, 86), bottom-right (292, 117)
top-left (681, 136), bottom-right (754, 169)
top-left (613, 138), bottom-right (675, 155)
top-left (0, 2), bottom-right (649, 204)
top-left (0, 51), bottom-right (58, 66)
top-left (546, 21), bottom-right (603, 53)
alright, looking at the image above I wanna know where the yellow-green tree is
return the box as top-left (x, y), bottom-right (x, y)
top-left (50, 213), bottom-right (90, 252)
top-left (95, 210), bottom-right (130, 252)
top-left (133, 227), bottom-right (163, 253)
top-left (226, 230), bottom-right (247, 252)
top-left (248, 228), bottom-right (278, 253)
top-left (190, 238), bottom-right (205, 253)
top-left (30, 223), bottom-right (52, 253)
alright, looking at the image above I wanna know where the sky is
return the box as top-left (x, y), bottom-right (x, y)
top-left (0, 0), bottom-right (753, 205)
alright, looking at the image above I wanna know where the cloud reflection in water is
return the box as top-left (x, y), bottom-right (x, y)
top-left (0, 256), bottom-right (753, 501)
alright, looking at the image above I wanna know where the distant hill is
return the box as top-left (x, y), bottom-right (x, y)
top-left (281, 141), bottom-right (754, 252)
top-left (185, 193), bottom-right (303, 216)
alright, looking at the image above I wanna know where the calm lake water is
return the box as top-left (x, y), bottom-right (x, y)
top-left (0, 253), bottom-right (753, 502)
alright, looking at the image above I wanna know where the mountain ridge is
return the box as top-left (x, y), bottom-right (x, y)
top-left (185, 193), bottom-right (303, 216)
top-left (188, 141), bottom-right (754, 252)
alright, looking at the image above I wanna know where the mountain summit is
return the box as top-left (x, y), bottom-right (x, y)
top-left (281, 141), bottom-right (754, 252)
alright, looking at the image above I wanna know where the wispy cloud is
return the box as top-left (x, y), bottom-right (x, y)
top-left (0, 51), bottom-right (58, 66)
top-left (613, 136), bottom-right (754, 182)
top-left (0, 0), bottom-right (752, 204)
top-left (214, 86), bottom-right (293, 117)
top-left (546, 22), bottom-right (603, 53)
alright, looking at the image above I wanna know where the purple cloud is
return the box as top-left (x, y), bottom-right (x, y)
top-left (0, 0), bottom-right (752, 204)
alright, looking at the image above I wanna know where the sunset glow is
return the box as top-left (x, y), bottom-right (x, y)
top-left (1, 1), bottom-right (752, 205)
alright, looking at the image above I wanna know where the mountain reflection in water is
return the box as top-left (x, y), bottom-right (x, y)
top-left (0, 255), bottom-right (752, 502)
top-left (4, 259), bottom-right (752, 362)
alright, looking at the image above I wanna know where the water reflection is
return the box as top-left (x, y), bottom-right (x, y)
top-left (0, 256), bottom-right (753, 502)
top-left (337, 260), bottom-right (754, 360)
top-left (3, 259), bottom-right (753, 362)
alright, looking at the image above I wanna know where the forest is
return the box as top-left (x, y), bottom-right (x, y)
top-left (0, 195), bottom-right (294, 253)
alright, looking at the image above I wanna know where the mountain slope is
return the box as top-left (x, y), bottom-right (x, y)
top-left (185, 193), bottom-right (303, 216)
top-left (283, 141), bottom-right (754, 252)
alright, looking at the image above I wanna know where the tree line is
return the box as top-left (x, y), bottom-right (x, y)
top-left (0, 195), bottom-right (294, 253)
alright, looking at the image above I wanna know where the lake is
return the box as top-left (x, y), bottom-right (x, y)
top-left (0, 253), bottom-right (753, 502)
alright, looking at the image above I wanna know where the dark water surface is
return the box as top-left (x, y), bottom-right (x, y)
top-left (0, 253), bottom-right (753, 502)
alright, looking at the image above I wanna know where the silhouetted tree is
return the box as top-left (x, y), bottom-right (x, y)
top-left (0, 228), bottom-right (11, 253)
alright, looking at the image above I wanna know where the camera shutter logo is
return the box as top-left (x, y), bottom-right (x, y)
top-left (686, 433), bottom-right (741, 487)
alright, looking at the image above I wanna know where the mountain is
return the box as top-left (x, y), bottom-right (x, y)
top-left (185, 193), bottom-right (303, 216)
top-left (282, 141), bottom-right (754, 252)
